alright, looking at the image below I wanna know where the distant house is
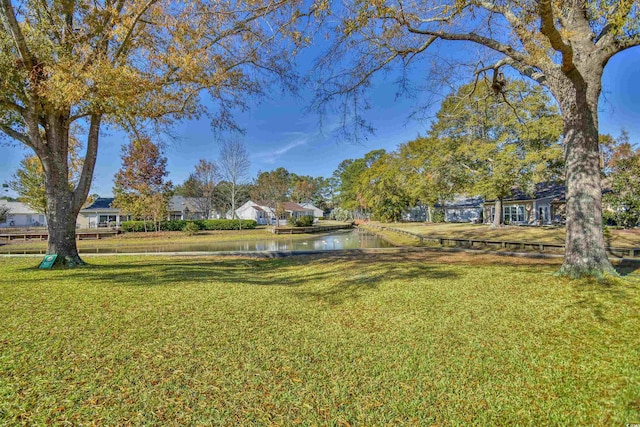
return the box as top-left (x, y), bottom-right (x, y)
top-left (300, 203), bottom-right (324, 219)
top-left (483, 183), bottom-right (566, 225)
top-left (80, 196), bottom-right (224, 227)
top-left (282, 202), bottom-right (315, 222)
top-left (0, 201), bottom-right (46, 228)
top-left (403, 199), bottom-right (483, 223)
top-left (167, 196), bottom-right (221, 220)
top-left (403, 205), bottom-right (427, 222)
top-left (235, 200), bottom-right (274, 225)
top-left (235, 201), bottom-right (315, 225)
top-left (78, 197), bottom-right (123, 228)
top-left (442, 196), bottom-right (484, 223)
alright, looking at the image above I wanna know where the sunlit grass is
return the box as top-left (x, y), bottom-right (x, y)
top-left (1, 252), bottom-right (638, 425)
top-left (372, 222), bottom-right (640, 248)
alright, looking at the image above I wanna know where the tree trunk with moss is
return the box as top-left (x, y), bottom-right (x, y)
top-left (553, 75), bottom-right (616, 278)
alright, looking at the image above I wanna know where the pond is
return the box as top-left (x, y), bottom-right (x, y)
top-left (1, 229), bottom-right (394, 255)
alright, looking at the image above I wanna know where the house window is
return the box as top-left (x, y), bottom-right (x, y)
top-left (99, 215), bottom-right (117, 226)
top-left (169, 214), bottom-right (182, 220)
top-left (504, 205), bottom-right (525, 223)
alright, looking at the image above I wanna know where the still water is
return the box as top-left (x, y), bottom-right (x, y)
top-left (1, 229), bottom-right (393, 255)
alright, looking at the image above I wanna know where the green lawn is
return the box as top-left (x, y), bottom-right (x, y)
top-left (1, 252), bottom-right (639, 425)
top-left (366, 222), bottom-right (640, 248)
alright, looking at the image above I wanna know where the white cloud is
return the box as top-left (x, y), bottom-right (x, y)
top-left (254, 138), bottom-right (309, 164)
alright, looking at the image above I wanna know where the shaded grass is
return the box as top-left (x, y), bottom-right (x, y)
top-left (1, 252), bottom-right (639, 425)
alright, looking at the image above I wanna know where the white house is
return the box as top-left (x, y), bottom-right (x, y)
top-left (234, 201), bottom-right (315, 225)
top-left (234, 200), bottom-right (274, 225)
top-left (281, 202), bottom-right (315, 222)
top-left (0, 201), bottom-right (47, 228)
top-left (300, 203), bottom-right (324, 220)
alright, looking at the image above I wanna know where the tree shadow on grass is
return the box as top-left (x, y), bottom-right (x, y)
top-left (288, 252), bottom-right (458, 306)
top-left (612, 259), bottom-right (640, 277)
top-left (570, 274), bottom-right (639, 323)
top-left (18, 252), bottom-right (462, 306)
top-left (12, 250), bottom-right (571, 306)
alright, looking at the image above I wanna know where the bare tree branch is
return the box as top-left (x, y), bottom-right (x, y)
top-left (0, 123), bottom-right (30, 146)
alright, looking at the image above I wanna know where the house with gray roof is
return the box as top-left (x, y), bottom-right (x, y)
top-left (79, 195), bottom-right (221, 228)
top-left (483, 183), bottom-right (566, 225)
top-left (167, 196), bottom-right (222, 220)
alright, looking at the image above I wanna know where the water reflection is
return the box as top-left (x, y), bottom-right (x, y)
top-left (1, 229), bottom-right (393, 255)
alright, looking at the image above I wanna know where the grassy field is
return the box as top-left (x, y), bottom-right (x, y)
top-left (1, 252), bottom-right (639, 425)
top-left (365, 222), bottom-right (640, 248)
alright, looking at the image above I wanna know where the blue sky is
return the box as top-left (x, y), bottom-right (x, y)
top-left (1, 45), bottom-right (639, 198)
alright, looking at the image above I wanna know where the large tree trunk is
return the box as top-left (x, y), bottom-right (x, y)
top-left (42, 134), bottom-right (85, 267)
top-left (39, 114), bottom-right (100, 268)
top-left (554, 77), bottom-right (616, 278)
top-left (45, 181), bottom-right (84, 266)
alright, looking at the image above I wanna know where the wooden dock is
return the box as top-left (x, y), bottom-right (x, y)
top-left (0, 230), bottom-right (120, 241)
top-left (363, 224), bottom-right (640, 258)
top-left (271, 224), bottom-right (353, 235)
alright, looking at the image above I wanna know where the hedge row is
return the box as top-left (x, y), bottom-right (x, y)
top-left (121, 219), bottom-right (257, 232)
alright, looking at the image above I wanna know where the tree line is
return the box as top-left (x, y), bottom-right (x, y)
top-left (328, 79), bottom-right (638, 227)
top-left (8, 77), bottom-right (638, 231)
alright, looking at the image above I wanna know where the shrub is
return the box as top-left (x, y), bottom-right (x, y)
top-left (183, 222), bottom-right (200, 236)
top-left (163, 220), bottom-right (188, 231)
top-left (121, 219), bottom-right (256, 232)
top-left (199, 219), bottom-right (256, 230)
top-left (295, 215), bottom-right (314, 227)
top-left (120, 221), bottom-right (156, 232)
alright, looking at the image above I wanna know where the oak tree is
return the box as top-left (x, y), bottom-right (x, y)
top-left (355, 152), bottom-right (413, 222)
top-left (0, 203), bottom-right (8, 223)
top-left (429, 79), bottom-right (563, 226)
top-left (398, 136), bottom-right (470, 222)
top-left (313, 0), bottom-right (639, 277)
top-left (332, 149), bottom-right (385, 216)
top-left (0, 0), bottom-right (313, 266)
top-left (603, 137), bottom-right (640, 228)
